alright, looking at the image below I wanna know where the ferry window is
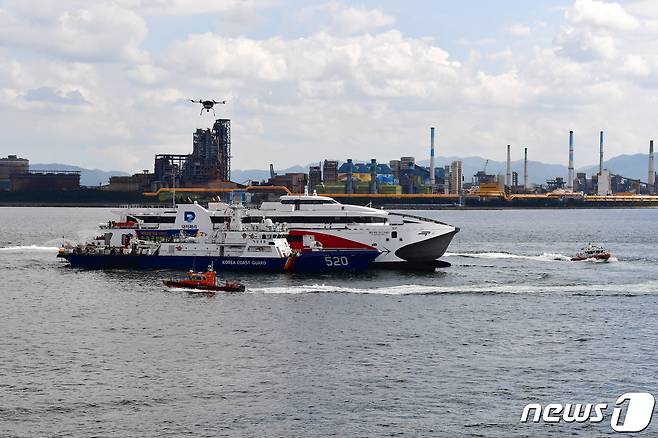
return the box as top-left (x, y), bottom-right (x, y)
top-left (391, 231), bottom-right (397, 238)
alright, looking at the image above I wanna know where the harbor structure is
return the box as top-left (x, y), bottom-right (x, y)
top-left (649, 140), bottom-right (655, 194)
top-left (448, 160), bottom-right (463, 195)
top-left (11, 170), bottom-right (80, 191)
top-left (430, 127), bottom-right (436, 190)
top-left (506, 145), bottom-right (511, 189)
top-left (106, 170), bottom-right (153, 192)
top-left (0, 155), bottom-right (29, 191)
top-left (598, 169), bottom-right (611, 195)
top-left (523, 147), bottom-right (528, 190)
top-left (309, 164), bottom-right (321, 192)
top-left (269, 172), bottom-right (308, 194)
top-left (568, 131), bottom-right (574, 192)
top-left (369, 159), bottom-right (378, 194)
top-left (346, 159), bottom-right (354, 194)
top-left (153, 119), bottom-right (232, 189)
top-left (323, 160), bottom-right (338, 182)
top-left (599, 131), bottom-right (604, 175)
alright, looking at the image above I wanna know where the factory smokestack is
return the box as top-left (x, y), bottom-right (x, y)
top-left (430, 127), bottom-right (436, 189)
top-left (506, 144), bottom-right (511, 189)
top-left (524, 147), bottom-right (528, 190)
top-left (599, 131), bottom-right (604, 176)
top-left (369, 158), bottom-right (378, 194)
top-left (346, 158), bottom-right (354, 194)
top-left (649, 140), bottom-right (655, 194)
top-left (568, 131), bottom-right (574, 192)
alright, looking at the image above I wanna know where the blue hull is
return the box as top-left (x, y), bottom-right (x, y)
top-left (288, 250), bottom-right (379, 273)
top-left (60, 250), bottom-right (379, 273)
top-left (61, 254), bottom-right (286, 271)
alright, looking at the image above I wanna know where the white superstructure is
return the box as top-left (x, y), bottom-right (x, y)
top-left (107, 195), bottom-right (459, 269)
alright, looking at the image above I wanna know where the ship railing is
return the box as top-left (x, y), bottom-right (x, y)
top-left (212, 223), bottom-right (289, 232)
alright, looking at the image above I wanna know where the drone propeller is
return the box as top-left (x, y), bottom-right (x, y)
top-left (213, 100), bottom-right (226, 104)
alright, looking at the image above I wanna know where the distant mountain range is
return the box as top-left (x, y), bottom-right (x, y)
top-left (31, 163), bottom-right (129, 186)
top-left (34, 152), bottom-right (654, 187)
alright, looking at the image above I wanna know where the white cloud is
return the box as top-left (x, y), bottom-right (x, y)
top-left (330, 5), bottom-right (395, 34)
top-left (4, 0), bottom-right (658, 172)
top-left (509, 24), bottom-right (531, 36)
top-left (622, 54), bottom-right (651, 76)
top-left (626, 1), bottom-right (658, 19)
top-left (117, 0), bottom-right (275, 16)
top-left (166, 30), bottom-right (460, 101)
top-left (555, 26), bottom-right (618, 60)
top-left (555, 0), bottom-right (640, 62)
top-left (300, 3), bottom-right (395, 35)
top-left (0, 1), bottom-right (147, 62)
top-left (24, 87), bottom-right (89, 105)
top-left (566, 0), bottom-right (640, 31)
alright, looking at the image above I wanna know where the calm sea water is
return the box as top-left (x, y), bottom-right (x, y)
top-left (1, 207), bottom-right (657, 437)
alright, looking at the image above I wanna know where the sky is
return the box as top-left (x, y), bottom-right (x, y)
top-left (1, 0), bottom-right (658, 172)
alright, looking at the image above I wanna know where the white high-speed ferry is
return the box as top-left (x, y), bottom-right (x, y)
top-left (106, 194), bottom-right (459, 270)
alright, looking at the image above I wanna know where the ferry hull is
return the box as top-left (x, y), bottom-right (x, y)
top-left (392, 229), bottom-right (459, 266)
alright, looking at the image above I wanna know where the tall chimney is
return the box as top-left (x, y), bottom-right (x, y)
top-left (430, 127), bottom-right (436, 189)
top-left (346, 158), bottom-right (354, 194)
top-left (369, 158), bottom-right (378, 194)
top-left (568, 131), bottom-right (574, 192)
top-left (599, 131), bottom-right (604, 176)
top-left (649, 140), bottom-right (655, 194)
top-left (524, 147), bottom-right (528, 190)
top-left (506, 144), bottom-right (511, 188)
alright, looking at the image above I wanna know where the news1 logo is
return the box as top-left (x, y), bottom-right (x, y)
top-left (521, 392), bottom-right (655, 432)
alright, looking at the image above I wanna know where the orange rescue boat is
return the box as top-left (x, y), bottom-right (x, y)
top-left (163, 265), bottom-right (245, 292)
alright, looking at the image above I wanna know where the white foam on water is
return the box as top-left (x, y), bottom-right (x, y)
top-left (250, 284), bottom-right (440, 295)
top-left (249, 280), bottom-right (658, 296)
top-left (43, 238), bottom-right (77, 247)
top-left (0, 245), bottom-right (59, 253)
top-left (445, 251), bottom-right (572, 262)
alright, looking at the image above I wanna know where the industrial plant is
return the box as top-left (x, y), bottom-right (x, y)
top-left (0, 155), bottom-right (80, 192)
top-left (2, 120), bottom-right (658, 208)
top-left (257, 127), bottom-right (658, 207)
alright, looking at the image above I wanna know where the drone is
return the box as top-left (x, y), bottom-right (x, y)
top-left (189, 99), bottom-right (226, 116)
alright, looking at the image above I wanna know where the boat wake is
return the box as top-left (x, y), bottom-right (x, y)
top-left (445, 251), bottom-right (572, 262)
top-left (250, 280), bottom-right (654, 296)
top-left (0, 245), bottom-right (59, 253)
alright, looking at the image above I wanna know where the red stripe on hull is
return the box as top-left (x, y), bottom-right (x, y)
top-left (288, 229), bottom-right (374, 251)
